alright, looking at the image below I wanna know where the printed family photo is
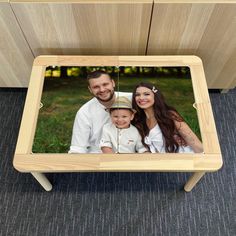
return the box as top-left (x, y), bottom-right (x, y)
top-left (32, 66), bottom-right (202, 154)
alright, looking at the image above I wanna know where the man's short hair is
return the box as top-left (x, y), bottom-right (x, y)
top-left (87, 70), bottom-right (111, 81)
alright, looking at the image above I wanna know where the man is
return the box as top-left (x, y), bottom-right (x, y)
top-left (69, 70), bottom-right (131, 153)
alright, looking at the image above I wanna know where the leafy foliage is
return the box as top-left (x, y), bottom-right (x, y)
top-left (45, 66), bottom-right (191, 79)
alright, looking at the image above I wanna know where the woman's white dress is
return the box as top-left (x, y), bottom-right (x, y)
top-left (144, 124), bottom-right (194, 153)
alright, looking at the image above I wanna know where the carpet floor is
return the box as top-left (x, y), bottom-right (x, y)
top-left (0, 88), bottom-right (235, 236)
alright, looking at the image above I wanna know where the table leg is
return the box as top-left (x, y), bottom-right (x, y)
top-left (221, 89), bottom-right (229, 94)
top-left (184, 172), bottom-right (205, 192)
top-left (31, 172), bottom-right (52, 191)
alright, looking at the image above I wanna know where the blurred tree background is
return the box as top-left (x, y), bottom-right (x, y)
top-left (45, 66), bottom-right (190, 79)
top-left (33, 66), bottom-right (199, 153)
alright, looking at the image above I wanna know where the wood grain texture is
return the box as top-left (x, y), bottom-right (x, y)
top-left (13, 56), bottom-right (222, 173)
top-left (2, 1), bottom-right (235, 88)
top-left (11, 0), bottom-right (152, 3)
top-left (148, 3), bottom-right (236, 89)
top-left (14, 153), bottom-right (222, 172)
top-left (15, 65), bottom-right (46, 154)
top-left (11, 2), bottom-right (152, 56)
top-left (10, 0), bottom-right (236, 3)
top-left (33, 55), bottom-right (119, 66)
top-left (154, 0), bottom-right (236, 3)
top-left (0, 1), bottom-right (34, 87)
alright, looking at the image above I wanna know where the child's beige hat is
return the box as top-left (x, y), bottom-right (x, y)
top-left (106, 96), bottom-right (136, 113)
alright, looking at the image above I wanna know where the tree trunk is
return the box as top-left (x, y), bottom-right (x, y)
top-left (60, 67), bottom-right (68, 78)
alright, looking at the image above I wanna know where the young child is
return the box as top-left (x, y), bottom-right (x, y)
top-left (100, 96), bottom-right (147, 153)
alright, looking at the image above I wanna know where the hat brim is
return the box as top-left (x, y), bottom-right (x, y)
top-left (105, 106), bottom-right (136, 113)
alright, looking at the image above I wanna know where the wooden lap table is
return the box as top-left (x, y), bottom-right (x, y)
top-left (13, 55), bottom-right (222, 191)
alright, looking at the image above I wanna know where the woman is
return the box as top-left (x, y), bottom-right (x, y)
top-left (132, 82), bottom-right (203, 153)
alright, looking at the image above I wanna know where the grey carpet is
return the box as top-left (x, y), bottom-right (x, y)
top-left (0, 88), bottom-right (235, 236)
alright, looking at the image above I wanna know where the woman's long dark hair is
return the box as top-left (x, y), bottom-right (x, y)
top-left (131, 82), bottom-right (185, 153)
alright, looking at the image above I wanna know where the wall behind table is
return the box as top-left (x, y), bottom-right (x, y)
top-left (0, 1), bottom-right (235, 88)
top-left (11, 1), bottom-right (152, 55)
top-left (148, 1), bottom-right (236, 89)
top-left (0, 0), bottom-right (34, 87)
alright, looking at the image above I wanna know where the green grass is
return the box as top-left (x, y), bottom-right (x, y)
top-left (32, 76), bottom-right (200, 153)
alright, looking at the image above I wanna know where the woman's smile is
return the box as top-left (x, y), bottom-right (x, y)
top-left (135, 87), bottom-right (155, 109)
top-left (138, 99), bottom-right (148, 104)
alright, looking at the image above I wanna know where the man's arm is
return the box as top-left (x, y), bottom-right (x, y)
top-left (100, 125), bottom-right (114, 153)
top-left (69, 110), bottom-right (91, 153)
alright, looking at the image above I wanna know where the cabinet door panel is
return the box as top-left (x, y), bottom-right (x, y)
top-left (12, 2), bottom-right (152, 56)
top-left (148, 3), bottom-right (236, 89)
top-left (0, 2), bottom-right (34, 87)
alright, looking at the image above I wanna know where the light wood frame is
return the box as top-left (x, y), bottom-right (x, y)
top-left (13, 55), bottom-right (222, 192)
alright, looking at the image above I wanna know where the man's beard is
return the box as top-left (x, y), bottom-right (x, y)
top-left (96, 90), bottom-right (115, 102)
